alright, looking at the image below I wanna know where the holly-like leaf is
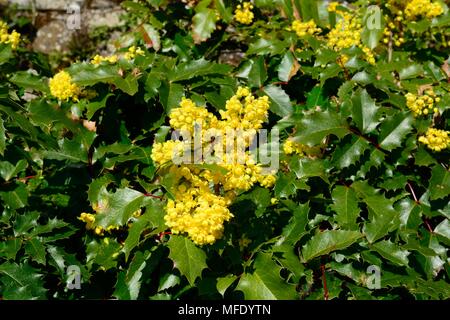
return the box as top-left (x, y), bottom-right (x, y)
top-left (371, 240), bottom-right (410, 266)
top-left (113, 251), bottom-right (151, 300)
top-left (24, 238), bottom-right (47, 265)
top-left (332, 136), bottom-right (370, 169)
top-left (0, 262), bottom-right (47, 299)
top-left (434, 219), bottom-right (450, 246)
top-left (216, 275), bottom-right (238, 297)
top-left (278, 203), bottom-right (309, 245)
top-left (294, 110), bottom-right (349, 146)
top-left (331, 186), bottom-right (360, 230)
top-left (301, 230), bottom-right (363, 262)
top-left (236, 253), bottom-right (298, 300)
top-left (429, 165), bottom-right (450, 201)
top-left (378, 112), bottom-right (413, 151)
top-left (352, 181), bottom-right (400, 243)
top-left (263, 85), bottom-right (293, 117)
top-left (192, 8), bottom-right (217, 43)
top-left (167, 235), bottom-right (208, 286)
top-left (277, 51), bottom-right (299, 82)
top-left (352, 88), bottom-right (380, 133)
top-left (86, 238), bottom-right (121, 270)
top-left (94, 187), bottom-right (153, 228)
top-left (248, 56), bottom-right (267, 88)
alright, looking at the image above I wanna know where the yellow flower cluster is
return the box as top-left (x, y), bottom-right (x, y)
top-left (283, 139), bottom-right (321, 157)
top-left (327, 2), bottom-right (340, 12)
top-left (405, 90), bottom-right (440, 116)
top-left (0, 20), bottom-right (20, 49)
top-left (49, 71), bottom-right (81, 102)
top-left (326, 11), bottom-right (375, 65)
top-left (78, 213), bottom-right (120, 236)
top-left (418, 128), bottom-right (450, 152)
top-left (91, 54), bottom-right (118, 65)
top-left (235, 2), bottom-right (254, 25)
top-left (152, 87), bottom-right (276, 245)
top-left (291, 19), bottom-right (322, 37)
top-left (404, 0), bottom-right (444, 20)
top-left (151, 140), bottom-right (186, 165)
top-left (124, 46), bottom-right (145, 60)
top-left (383, 18), bottom-right (405, 47)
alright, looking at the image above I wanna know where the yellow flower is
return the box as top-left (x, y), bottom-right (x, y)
top-left (328, 2), bottom-right (340, 12)
top-left (405, 90), bottom-right (439, 117)
top-left (91, 54), bottom-right (118, 65)
top-left (49, 71), bottom-right (81, 102)
top-left (153, 87), bottom-right (277, 245)
top-left (235, 2), bottom-right (254, 25)
top-left (0, 21), bottom-right (21, 49)
top-left (291, 19), bottom-right (322, 38)
top-left (418, 128), bottom-right (450, 152)
top-left (404, 0), bottom-right (443, 20)
top-left (124, 46), bottom-right (145, 60)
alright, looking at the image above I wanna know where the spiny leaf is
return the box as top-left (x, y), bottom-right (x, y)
top-left (236, 253), bottom-right (298, 300)
top-left (378, 112), bottom-right (414, 151)
top-left (331, 186), bottom-right (360, 230)
top-left (429, 165), bottom-right (450, 201)
top-left (351, 88), bottom-right (380, 133)
top-left (301, 230), bottom-right (363, 262)
top-left (371, 240), bottom-right (410, 266)
top-left (294, 110), bottom-right (349, 146)
top-left (167, 235), bottom-right (208, 286)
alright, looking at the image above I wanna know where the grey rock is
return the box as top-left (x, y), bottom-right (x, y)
top-left (32, 20), bottom-right (75, 54)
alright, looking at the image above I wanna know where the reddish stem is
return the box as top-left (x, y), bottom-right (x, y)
top-left (407, 182), bottom-right (419, 203)
top-left (144, 193), bottom-right (163, 200)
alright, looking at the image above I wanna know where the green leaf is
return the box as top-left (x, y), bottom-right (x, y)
top-left (361, 6), bottom-right (384, 49)
top-left (113, 251), bottom-right (151, 300)
top-left (434, 219), bottom-right (450, 246)
top-left (352, 89), bottom-right (380, 133)
top-left (331, 186), bottom-right (360, 230)
top-left (301, 230), bottom-right (362, 262)
top-left (192, 8), bottom-right (217, 43)
top-left (159, 81), bottom-right (184, 113)
top-left (0, 262), bottom-right (47, 299)
top-left (10, 71), bottom-right (50, 93)
top-left (429, 165), bottom-right (450, 201)
top-left (290, 158), bottom-right (329, 183)
top-left (352, 181), bottom-right (400, 243)
top-left (277, 52), bottom-right (298, 82)
top-left (0, 238), bottom-right (22, 260)
top-left (24, 238), bottom-right (47, 265)
top-left (399, 64), bottom-right (424, 80)
top-left (1, 183), bottom-right (28, 210)
top-left (168, 59), bottom-right (231, 82)
top-left (86, 238), bottom-right (121, 270)
top-left (248, 56), bottom-right (267, 88)
top-left (278, 203), bottom-right (309, 245)
top-left (0, 44), bottom-right (13, 64)
top-left (167, 235), bottom-right (208, 286)
top-left (262, 85), bottom-right (293, 117)
top-left (94, 188), bottom-right (153, 228)
top-left (236, 253), bottom-right (298, 300)
top-left (378, 112), bottom-right (414, 151)
top-left (371, 240), bottom-right (410, 266)
top-left (294, 110), bottom-right (349, 146)
top-left (216, 275), bottom-right (238, 296)
top-left (0, 159), bottom-right (27, 181)
top-left (123, 202), bottom-right (165, 261)
top-left (332, 136), bottom-right (370, 169)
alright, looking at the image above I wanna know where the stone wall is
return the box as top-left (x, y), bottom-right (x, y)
top-left (5, 0), bottom-right (125, 54)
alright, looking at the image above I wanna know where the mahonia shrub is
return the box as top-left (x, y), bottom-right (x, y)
top-left (0, 0), bottom-right (449, 300)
